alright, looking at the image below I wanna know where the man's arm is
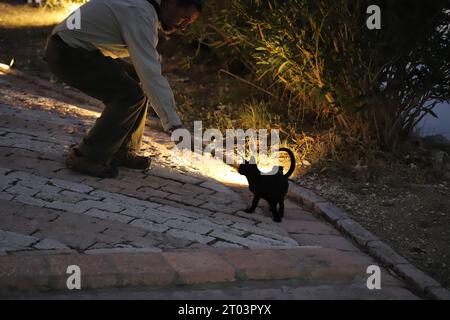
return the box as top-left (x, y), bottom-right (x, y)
top-left (119, 8), bottom-right (182, 132)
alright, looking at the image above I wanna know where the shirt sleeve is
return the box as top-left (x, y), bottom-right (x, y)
top-left (119, 7), bottom-right (182, 132)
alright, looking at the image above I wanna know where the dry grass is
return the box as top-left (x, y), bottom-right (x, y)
top-left (0, 3), bottom-right (75, 28)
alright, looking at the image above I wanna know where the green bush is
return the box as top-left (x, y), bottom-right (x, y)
top-left (190, 0), bottom-right (450, 161)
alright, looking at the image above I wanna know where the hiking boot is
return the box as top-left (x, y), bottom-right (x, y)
top-left (111, 149), bottom-right (152, 170)
top-left (65, 148), bottom-right (119, 179)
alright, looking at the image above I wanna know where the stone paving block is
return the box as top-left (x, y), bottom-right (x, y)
top-left (0, 167), bottom-right (12, 176)
top-left (166, 229), bottom-right (215, 245)
top-left (166, 193), bottom-right (205, 207)
top-left (182, 184), bottom-right (216, 195)
top-left (158, 205), bottom-right (204, 220)
top-left (7, 171), bottom-right (48, 187)
top-left (393, 263), bottom-right (442, 291)
top-left (108, 253), bottom-right (176, 286)
top-left (49, 178), bottom-right (93, 194)
top-left (337, 219), bottom-right (378, 246)
top-left (163, 251), bottom-right (235, 284)
top-left (220, 249), bottom-right (299, 281)
top-left (0, 177), bottom-right (17, 191)
top-left (213, 212), bottom-right (257, 225)
top-left (0, 230), bottom-right (39, 251)
top-left (132, 187), bottom-right (170, 199)
top-left (281, 219), bottom-right (341, 236)
top-left (291, 234), bottom-right (359, 252)
top-left (33, 230), bottom-right (96, 251)
top-left (0, 255), bottom-right (51, 291)
top-left (130, 219), bottom-right (169, 233)
top-left (36, 184), bottom-right (62, 196)
top-left (212, 241), bottom-right (243, 249)
top-left (60, 190), bottom-right (102, 203)
top-left (288, 183), bottom-right (327, 208)
top-left (5, 185), bottom-right (38, 197)
top-left (236, 211), bottom-right (273, 224)
top-left (14, 195), bottom-right (48, 208)
top-left (101, 225), bottom-right (147, 239)
top-left (0, 212), bottom-right (40, 236)
top-left (76, 200), bottom-right (123, 213)
top-left (0, 192), bottom-right (14, 201)
top-left (255, 222), bottom-right (290, 234)
top-left (85, 247), bottom-right (162, 254)
top-left (195, 193), bottom-right (232, 205)
top-left (200, 202), bottom-right (238, 214)
top-left (163, 219), bottom-right (213, 235)
top-left (140, 175), bottom-right (169, 189)
top-left (425, 286), bottom-right (450, 300)
top-left (231, 222), bottom-right (292, 241)
top-left (100, 178), bottom-right (141, 192)
top-left (200, 181), bottom-right (232, 193)
top-left (34, 238), bottom-right (69, 250)
top-left (46, 254), bottom-right (118, 290)
top-left (148, 167), bottom-right (204, 185)
top-left (246, 234), bottom-right (296, 247)
top-left (313, 201), bottom-right (348, 222)
top-left (151, 198), bottom-right (214, 216)
top-left (90, 190), bottom-right (160, 209)
top-left (367, 240), bottom-right (410, 267)
top-left (283, 208), bottom-right (320, 221)
top-left (44, 200), bottom-right (88, 214)
top-left (0, 198), bottom-right (24, 212)
top-left (121, 207), bottom-right (173, 223)
top-left (84, 208), bottom-right (134, 224)
top-left (161, 185), bottom-right (196, 196)
top-left (50, 168), bottom-right (88, 183)
top-left (209, 230), bottom-right (264, 248)
top-left (193, 219), bottom-right (238, 232)
top-left (277, 248), bottom-right (367, 282)
top-left (84, 179), bottom-right (123, 193)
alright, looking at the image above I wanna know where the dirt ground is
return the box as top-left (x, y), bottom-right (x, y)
top-left (296, 165), bottom-right (450, 290)
top-left (1, 3), bottom-right (449, 291)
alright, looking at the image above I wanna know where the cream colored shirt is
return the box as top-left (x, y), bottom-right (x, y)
top-left (51, 0), bottom-right (182, 131)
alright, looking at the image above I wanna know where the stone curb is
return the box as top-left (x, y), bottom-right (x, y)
top-left (0, 247), bottom-right (367, 294)
top-left (288, 183), bottom-right (450, 300)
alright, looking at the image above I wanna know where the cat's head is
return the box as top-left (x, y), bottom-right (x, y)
top-left (238, 156), bottom-right (260, 177)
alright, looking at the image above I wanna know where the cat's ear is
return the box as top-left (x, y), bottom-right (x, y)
top-left (249, 156), bottom-right (256, 164)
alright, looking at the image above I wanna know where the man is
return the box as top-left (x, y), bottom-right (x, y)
top-left (44, 0), bottom-right (202, 178)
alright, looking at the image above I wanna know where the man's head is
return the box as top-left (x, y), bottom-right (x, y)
top-left (160, 0), bottom-right (202, 34)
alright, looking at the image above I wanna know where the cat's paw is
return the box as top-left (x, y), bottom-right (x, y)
top-left (244, 208), bottom-right (255, 214)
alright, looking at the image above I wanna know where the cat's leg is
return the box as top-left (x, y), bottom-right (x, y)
top-left (279, 201), bottom-right (285, 218)
top-left (269, 200), bottom-right (282, 223)
top-left (245, 196), bottom-right (260, 213)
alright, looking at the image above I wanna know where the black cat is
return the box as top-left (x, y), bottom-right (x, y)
top-left (238, 148), bottom-right (296, 223)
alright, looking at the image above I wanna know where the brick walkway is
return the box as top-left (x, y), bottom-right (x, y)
top-left (0, 71), bottom-right (419, 299)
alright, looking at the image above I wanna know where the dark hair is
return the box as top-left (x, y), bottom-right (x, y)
top-left (176, 0), bottom-right (203, 12)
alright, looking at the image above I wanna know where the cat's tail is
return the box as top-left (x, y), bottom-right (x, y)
top-left (279, 148), bottom-right (296, 178)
